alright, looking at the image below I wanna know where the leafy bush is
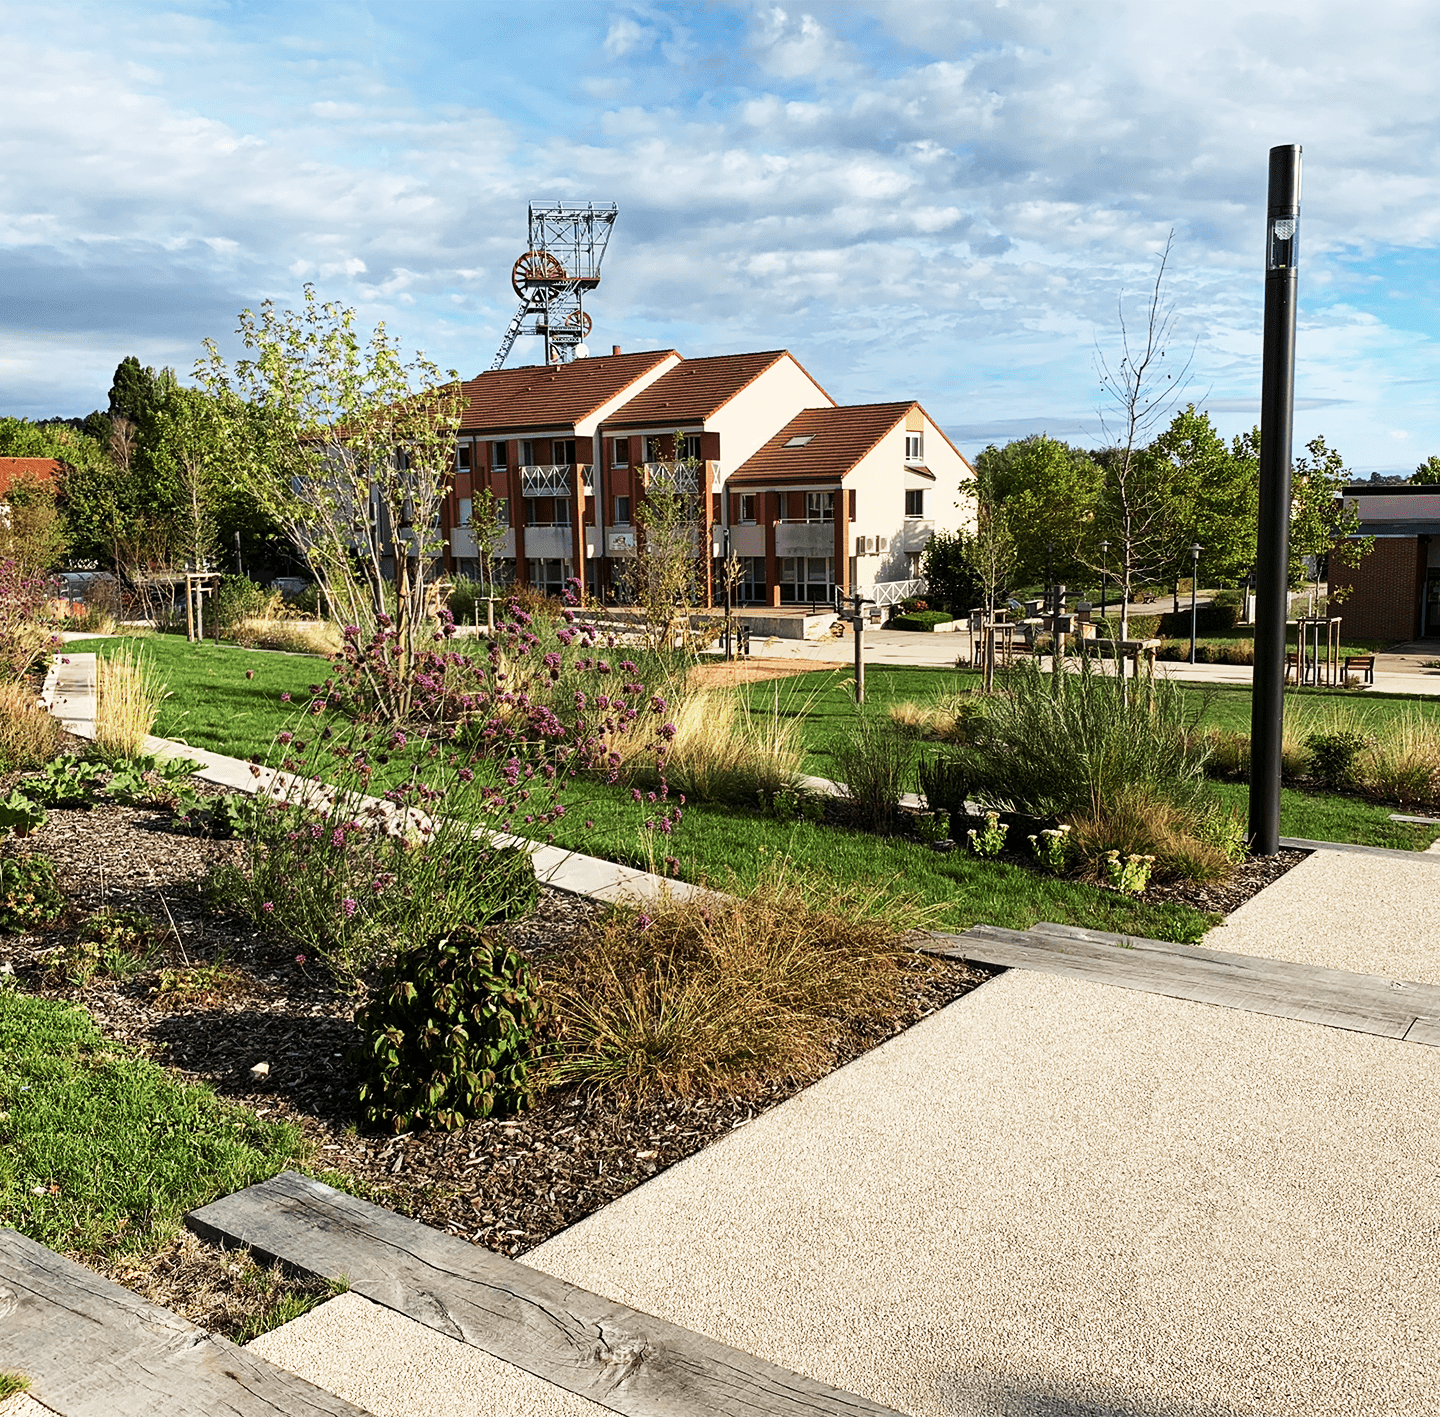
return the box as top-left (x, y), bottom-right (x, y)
top-left (0, 854), bottom-right (65, 932)
top-left (891, 610), bottom-right (954, 631)
top-left (0, 679), bottom-right (62, 770)
top-left (1156, 603), bottom-right (1243, 637)
top-left (21, 757), bottom-right (107, 808)
top-left (1029, 824), bottom-right (1074, 873)
top-left (1101, 851), bottom-right (1155, 894)
top-left (913, 810), bottom-right (950, 843)
top-left (354, 927), bottom-right (547, 1133)
top-left (1306, 729), bottom-right (1373, 790)
top-left (0, 790), bottom-right (47, 840)
top-left (833, 711), bottom-right (916, 832)
top-left (216, 576), bottom-right (280, 636)
top-left (1089, 614), bottom-right (1161, 641)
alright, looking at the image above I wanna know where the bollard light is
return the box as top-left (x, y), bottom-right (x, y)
top-left (1189, 543), bottom-right (1202, 665)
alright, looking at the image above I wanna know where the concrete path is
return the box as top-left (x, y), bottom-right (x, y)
top-left (247, 845), bottom-right (1440, 1417)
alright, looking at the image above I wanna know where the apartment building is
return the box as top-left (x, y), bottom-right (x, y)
top-left (440, 348), bottom-right (974, 607)
top-left (724, 401), bottom-right (969, 606)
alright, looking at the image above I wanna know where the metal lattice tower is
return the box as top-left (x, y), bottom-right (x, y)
top-left (490, 202), bottom-right (619, 371)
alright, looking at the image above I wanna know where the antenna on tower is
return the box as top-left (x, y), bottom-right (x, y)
top-left (490, 202), bottom-right (619, 371)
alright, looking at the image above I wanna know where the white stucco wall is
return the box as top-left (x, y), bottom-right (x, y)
top-left (707, 354), bottom-right (835, 474)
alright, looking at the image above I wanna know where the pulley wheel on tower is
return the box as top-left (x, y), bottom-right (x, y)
top-left (511, 250), bottom-right (567, 298)
top-left (563, 310), bottom-right (594, 336)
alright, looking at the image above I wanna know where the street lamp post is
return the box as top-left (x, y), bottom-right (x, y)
top-left (1250, 144), bottom-right (1302, 856)
top-left (722, 528), bottom-right (734, 662)
top-left (1099, 540), bottom-right (1110, 622)
top-left (1189, 543), bottom-right (1202, 664)
top-left (1045, 542), bottom-right (1054, 617)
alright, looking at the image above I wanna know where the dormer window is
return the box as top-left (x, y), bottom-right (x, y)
top-left (905, 432), bottom-right (923, 463)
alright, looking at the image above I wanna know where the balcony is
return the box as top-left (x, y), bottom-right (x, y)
top-left (523, 525), bottom-right (573, 558)
top-left (520, 464), bottom-right (593, 496)
top-left (641, 461), bottom-right (722, 495)
top-left (775, 521), bottom-right (837, 557)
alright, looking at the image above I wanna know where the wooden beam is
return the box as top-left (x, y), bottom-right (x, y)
top-left (187, 1171), bottom-right (903, 1417)
top-left (0, 1228), bottom-right (369, 1417)
top-left (921, 923), bottom-right (1440, 1046)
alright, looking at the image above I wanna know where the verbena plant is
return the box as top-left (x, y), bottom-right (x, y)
top-left (218, 590), bottom-right (676, 974)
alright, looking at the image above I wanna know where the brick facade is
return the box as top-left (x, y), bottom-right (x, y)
top-left (1329, 536), bottom-right (1427, 641)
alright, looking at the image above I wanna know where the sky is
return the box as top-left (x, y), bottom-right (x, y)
top-left (3, 1), bottom-right (1440, 476)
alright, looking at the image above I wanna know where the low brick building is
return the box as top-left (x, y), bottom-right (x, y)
top-left (1329, 484), bottom-right (1440, 641)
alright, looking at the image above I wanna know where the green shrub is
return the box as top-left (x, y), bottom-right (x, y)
top-left (0, 854), bottom-right (65, 932)
top-left (891, 610), bottom-right (954, 631)
top-left (1090, 614), bottom-right (1161, 641)
top-left (353, 928), bottom-right (547, 1133)
top-left (966, 811), bottom-right (1008, 857)
top-left (216, 576), bottom-right (280, 636)
top-left (1306, 730), bottom-right (1372, 790)
top-left (1156, 603), bottom-right (1242, 637)
top-left (21, 757), bottom-right (107, 808)
top-left (1101, 851), bottom-right (1155, 894)
top-left (0, 790), bottom-right (46, 841)
top-left (833, 711), bottom-right (916, 832)
top-left (918, 752), bottom-right (973, 819)
top-left (913, 810), bottom-right (951, 843)
top-left (1029, 824), bottom-right (1074, 873)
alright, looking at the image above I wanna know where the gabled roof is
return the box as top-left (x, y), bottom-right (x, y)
top-left (604, 351), bottom-right (822, 428)
top-left (0, 457), bottom-right (61, 496)
top-left (727, 403), bottom-right (915, 484)
top-left (457, 351), bottom-right (677, 434)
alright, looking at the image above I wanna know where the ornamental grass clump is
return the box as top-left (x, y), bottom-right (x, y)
top-left (833, 709), bottom-right (917, 832)
top-left (93, 646), bottom-right (168, 762)
top-left (0, 679), bottom-right (62, 770)
top-left (545, 861), bottom-right (938, 1101)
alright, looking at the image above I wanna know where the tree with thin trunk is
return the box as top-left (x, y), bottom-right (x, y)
top-left (956, 467), bottom-right (1017, 692)
top-left (197, 286), bottom-right (462, 720)
top-left (1092, 232), bottom-right (1195, 689)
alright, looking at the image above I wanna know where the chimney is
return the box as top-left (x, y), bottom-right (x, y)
top-left (612, 345), bottom-right (622, 356)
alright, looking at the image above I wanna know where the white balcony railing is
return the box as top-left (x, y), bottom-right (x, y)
top-left (520, 464), bottom-right (593, 496)
top-left (641, 461), bottom-right (722, 495)
top-left (860, 577), bottom-right (928, 608)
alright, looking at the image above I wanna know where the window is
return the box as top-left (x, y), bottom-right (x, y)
top-left (739, 493), bottom-right (756, 523)
top-left (520, 440), bottom-right (535, 466)
top-left (524, 497), bottom-right (571, 527)
top-left (457, 444), bottom-right (471, 471)
top-left (904, 489), bottom-right (926, 518)
top-left (458, 497), bottom-right (473, 527)
top-left (740, 556), bottom-right (767, 603)
top-left (778, 556), bottom-right (833, 605)
top-left (905, 432), bottom-right (924, 463)
top-left (492, 441), bottom-right (508, 469)
top-left (614, 495), bottom-right (631, 526)
top-left (554, 438), bottom-right (577, 467)
top-left (526, 559), bottom-right (571, 599)
top-left (806, 491), bottom-right (835, 523)
top-left (495, 497), bottom-right (509, 526)
top-left (645, 436), bottom-right (666, 463)
top-left (613, 437), bottom-right (629, 466)
top-left (680, 434), bottom-right (702, 462)
top-left (907, 551), bottom-right (923, 579)
top-left (784, 433), bottom-right (815, 447)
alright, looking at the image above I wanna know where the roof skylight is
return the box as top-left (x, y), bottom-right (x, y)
top-left (784, 434), bottom-right (815, 447)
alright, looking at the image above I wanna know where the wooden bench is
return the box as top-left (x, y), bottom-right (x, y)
top-left (1344, 653), bottom-right (1375, 685)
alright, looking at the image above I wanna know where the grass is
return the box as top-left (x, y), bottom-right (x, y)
top-left (0, 678), bottom-right (63, 771)
top-left (0, 989), bottom-right (306, 1262)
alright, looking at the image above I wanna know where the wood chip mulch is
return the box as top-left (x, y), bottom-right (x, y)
top-left (0, 751), bottom-right (1306, 1339)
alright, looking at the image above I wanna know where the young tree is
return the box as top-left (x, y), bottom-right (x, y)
top-left (1410, 455), bottom-right (1440, 485)
top-left (197, 286), bottom-right (463, 718)
top-left (955, 467), bottom-right (1018, 692)
top-left (1289, 435), bottom-right (1371, 615)
top-left (623, 431), bottom-right (706, 653)
top-left (1092, 233), bottom-right (1195, 671)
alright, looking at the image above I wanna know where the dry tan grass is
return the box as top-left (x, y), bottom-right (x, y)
top-left (544, 861), bottom-right (942, 1100)
top-left (0, 680), bottom-right (63, 770)
top-left (93, 646), bottom-right (167, 760)
top-left (1067, 786), bottom-right (1232, 883)
top-left (229, 618), bottom-right (342, 657)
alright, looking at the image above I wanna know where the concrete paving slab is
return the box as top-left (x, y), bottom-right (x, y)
top-left (247, 1293), bottom-right (604, 1417)
top-left (1204, 847), bottom-right (1440, 984)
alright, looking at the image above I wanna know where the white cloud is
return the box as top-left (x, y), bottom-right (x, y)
top-left (603, 16), bottom-right (655, 57)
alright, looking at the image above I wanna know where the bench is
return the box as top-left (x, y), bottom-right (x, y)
top-left (1344, 653), bottom-right (1375, 685)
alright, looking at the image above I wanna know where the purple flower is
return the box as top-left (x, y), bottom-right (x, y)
top-left (458, 766), bottom-right (474, 783)
top-left (277, 731), bottom-right (294, 745)
top-left (636, 912), bottom-right (653, 932)
top-left (261, 901), bottom-right (274, 914)
top-left (280, 692), bottom-right (291, 702)
top-left (342, 897), bottom-right (357, 919)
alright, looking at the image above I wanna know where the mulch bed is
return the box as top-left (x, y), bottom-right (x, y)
top-left (0, 737), bottom-right (1309, 1339)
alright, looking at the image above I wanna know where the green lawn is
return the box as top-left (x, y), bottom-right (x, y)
top-left (0, 989), bottom-right (303, 1261)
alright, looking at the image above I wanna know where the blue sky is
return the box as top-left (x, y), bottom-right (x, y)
top-left (3, 1), bottom-right (1440, 475)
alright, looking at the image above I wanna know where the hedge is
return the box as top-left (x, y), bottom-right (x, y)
top-left (891, 610), bottom-right (956, 631)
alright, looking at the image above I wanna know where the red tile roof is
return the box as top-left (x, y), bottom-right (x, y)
top-left (603, 351), bottom-right (824, 428)
top-left (727, 403), bottom-right (915, 484)
top-left (0, 457), bottom-right (61, 496)
top-left (457, 351), bottom-right (677, 433)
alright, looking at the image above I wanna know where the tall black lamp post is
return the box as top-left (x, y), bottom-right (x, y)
top-left (1249, 144), bottom-right (1302, 855)
top-left (1189, 543), bottom-right (1202, 664)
